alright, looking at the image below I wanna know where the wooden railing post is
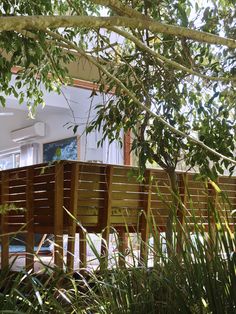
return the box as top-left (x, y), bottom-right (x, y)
top-left (26, 167), bottom-right (34, 270)
top-left (100, 165), bottom-right (113, 270)
top-left (118, 228), bottom-right (128, 267)
top-left (54, 162), bottom-right (64, 268)
top-left (67, 163), bottom-right (79, 271)
top-left (176, 173), bottom-right (187, 254)
top-left (140, 169), bottom-right (152, 265)
top-left (1, 172), bottom-right (9, 269)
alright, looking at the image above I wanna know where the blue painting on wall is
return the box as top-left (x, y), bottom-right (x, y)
top-left (43, 137), bottom-right (77, 162)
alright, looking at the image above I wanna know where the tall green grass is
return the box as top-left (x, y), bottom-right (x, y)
top-left (0, 185), bottom-right (235, 313)
top-left (79, 213), bottom-right (236, 313)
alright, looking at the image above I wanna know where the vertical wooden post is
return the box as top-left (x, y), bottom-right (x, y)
top-left (176, 173), bottom-right (187, 254)
top-left (54, 162), bottom-right (64, 268)
top-left (118, 228), bottom-right (128, 267)
top-left (140, 169), bottom-right (152, 265)
top-left (26, 167), bottom-right (34, 270)
top-left (67, 163), bottom-right (79, 271)
top-left (79, 230), bottom-right (87, 268)
top-left (100, 165), bottom-right (113, 270)
top-left (1, 172), bottom-right (9, 269)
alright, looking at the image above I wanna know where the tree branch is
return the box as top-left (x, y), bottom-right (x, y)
top-left (109, 26), bottom-right (236, 82)
top-left (1, 15), bottom-right (236, 49)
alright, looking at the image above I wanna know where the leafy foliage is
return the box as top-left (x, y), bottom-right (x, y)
top-left (0, 0), bottom-right (235, 176)
top-left (87, 0), bottom-right (236, 179)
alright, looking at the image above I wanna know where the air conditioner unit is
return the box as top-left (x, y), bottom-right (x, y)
top-left (11, 122), bottom-right (45, 143)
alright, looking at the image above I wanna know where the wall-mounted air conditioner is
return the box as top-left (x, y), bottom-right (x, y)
top-left (11, 122), bottom-right (45, 143)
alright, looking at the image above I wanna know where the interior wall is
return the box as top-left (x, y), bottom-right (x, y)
top-left (0, 85), bottom-right (124, 165)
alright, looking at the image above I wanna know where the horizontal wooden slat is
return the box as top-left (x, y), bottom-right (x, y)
top-left (112, 183), bottom-right (141, 192)
top-left (112, 191), bottom-right (144, 200)
top-left (78, 190), bottom-right (105, 199)
top-left (78, 181), bottom-right (106, 190)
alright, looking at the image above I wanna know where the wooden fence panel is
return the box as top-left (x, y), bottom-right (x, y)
top-left (0, 161), bottom-right (235, 271)
top-left (33, 164), bottom-right (55, 232)
top-left (76, 163), bottom-right (107, 229)
top-left (218, 177), bottom-right (236, 225)
top-left (111, 166), bottom-right (144, 228)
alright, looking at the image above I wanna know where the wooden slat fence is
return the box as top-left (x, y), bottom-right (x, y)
top-left (0, 160), bottom-right (235, 270)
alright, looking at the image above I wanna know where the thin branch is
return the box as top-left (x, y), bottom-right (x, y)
top-left (46, 29), bottom-right (236, 166)
top-left (20, 30), bottom-right (110, 64)
top-left (96, 31), bottom-right (150, 96)
top-left (86, 42), bottom-right (118, 53)
top-left (22, 22), bottom-right (236, 82)
top-left (20, 30), bottom-right (70, 49)
top-left (109, 26), bottom-right (236, 82)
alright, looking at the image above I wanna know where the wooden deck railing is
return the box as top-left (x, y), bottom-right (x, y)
top-left (0, 160), bottom-right (235, 270)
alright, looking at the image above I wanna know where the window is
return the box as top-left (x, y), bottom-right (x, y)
top-left (0, 152), bottom-right (20, 170)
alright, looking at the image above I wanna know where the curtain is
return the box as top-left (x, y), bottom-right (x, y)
top-left (20, 143), bottom-right (39, 167)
